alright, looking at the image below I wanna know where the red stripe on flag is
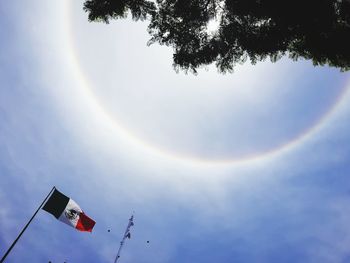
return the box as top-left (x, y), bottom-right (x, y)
top-left (76, 212), bottom-right (96, 232)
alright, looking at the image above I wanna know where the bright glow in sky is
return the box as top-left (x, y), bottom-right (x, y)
top-left (1, 0), bottom-right (350, 262)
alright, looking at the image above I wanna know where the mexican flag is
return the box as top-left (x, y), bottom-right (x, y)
top-left (42, 189), bottom-right (95, 232)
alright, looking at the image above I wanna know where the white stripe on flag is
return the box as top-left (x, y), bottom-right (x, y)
top-left (58, 198), bottom-right (83, 228)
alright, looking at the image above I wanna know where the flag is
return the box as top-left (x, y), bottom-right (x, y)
top-left (42, 189), bottom-right (95, 232)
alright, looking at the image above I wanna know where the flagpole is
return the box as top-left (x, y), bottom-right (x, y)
top-left (0, 186), bottom-right (56, 263)
top-left (114, 214), bottom-right (134, 263)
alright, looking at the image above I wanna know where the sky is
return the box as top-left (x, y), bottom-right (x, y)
top-left (1, 0), bottom-right (350, 262)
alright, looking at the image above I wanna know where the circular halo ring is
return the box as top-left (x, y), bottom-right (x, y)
top-left (63, 0), bottom-right (350, 167)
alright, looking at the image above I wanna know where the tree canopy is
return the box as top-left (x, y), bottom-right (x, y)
top-left (83, 0), bottom-right (350, 73)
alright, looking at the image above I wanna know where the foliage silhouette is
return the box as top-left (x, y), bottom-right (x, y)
top-left (84, 0), bottom-right (350, 73)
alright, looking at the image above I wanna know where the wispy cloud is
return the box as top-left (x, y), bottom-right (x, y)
top-left (1, 0), bottom-right (350, 262)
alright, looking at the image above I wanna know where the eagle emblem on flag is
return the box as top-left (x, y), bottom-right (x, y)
top-left (65, 209), bottom-right (79, 220)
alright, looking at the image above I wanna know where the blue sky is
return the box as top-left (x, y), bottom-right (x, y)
top-left (1, 0), bottom-right (350, 262)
